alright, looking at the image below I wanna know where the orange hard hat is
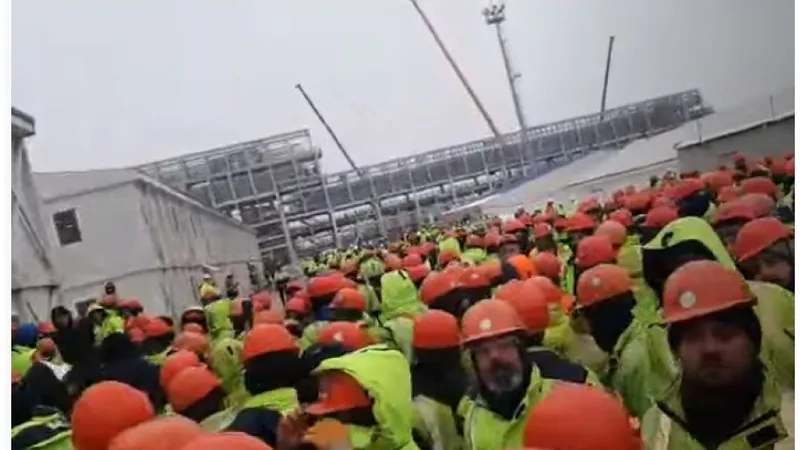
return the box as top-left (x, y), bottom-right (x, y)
top-left (384, 253), bottom-right (404, 271)
top-left (159, 350), bottom-right (203, 390)
top-left (419, 271), bottom-right (459, 305)
top-left (100, 295), bottom-right (117, 308)
top-left (460, 299), bottom-right (525, 345)
top-left (242, 324), bottom-right (297, 362)
top-left (38, 321), bottom-right (55, 335)
top-left (466, 235), bottom-right (485, 248)
top-left (340, 259), bottom-right (358, 276)
top-left (575, 235), bottom-right (616, 269)
top-left (307, 274), bottom-right (348, 299)
top-left (119, 299), bottom-right (143, 312)
top-left (710, 199), bottom-right (756, 226)
top-left (732, 217), bottom-right (792, 263)
top-left (594, 220), bottom-right (627, 248)
top-left (504, 219), bottom-right (526, 234)
top-left (403, 253), bottom-right (423, 268)
top-left (578, 198), bottom-right (601, 213)
top-left (671, 178), bottom-right (705, 201)
top-left (172, 331), bottom-right (209, 357)
top-left (650, 195), bottom-right (675, 209)
top-left (406, 264), bottom-right (431, 283)
top-left (624, 191), bottom-right (652, 213)
top-left (127, 327), bottom-right (145, 344)
top-left (143, 319), bottom-right (173, 338)
top-left (530, 252), bottom-right (561, 281)
top-left (531, 223), bottom-right (553, 239)
top-left (523, 382), bottom-right (642, 450)
top-left (285, 297), bottom-right (310, 315)
top-left (71, 381), bottom-right (155, 450)
top-left (177, 432), bottom-right (274, 450)
top-left (166, 366), bottom-right (222, 412)
top-left (576, 264), bottom-right (632, 308)
top-left (317, 321), bottom-right (373, 351)
top-left (495, 280), bottom-right (550, 334)
top-left (413, 310), bottom-right (461, 350)
top-left (507, 254), bottom-right (536, 280)
top-left (181, 322), bottom-right (205, 334)
top-left (565, 213), bottom-right (596, 233)
top-left (740, 176), bottom-right (779, 199)
top-left (438, 250), bottom-right (460, 267)
top-left (525, 277), bottom-right (564, 305)
top-left (608, 209), bottom-right (634, 228)
top-left (662, 260), bottom-right (754, 324)
top-left (643, 206), bottom-right (679, 229)
top-left (738, 193), bottom-right (776, 218)
top-left (251, 291), bottom-right (273, 311)
top-left (701, 170), bottom-right (734, 192)
top-left (36, 337), bottom-right (56, 355)
top-left (716, 185), bottom-right (740, 204)
top-left (457, 266), bottom-right (491, 289)
top-left (132, 314), bottom-right (152, 330)
top-left (330, 288), bottom-right (367, 312)
top-left (305, 371), bottom-right (371, 416)
top-left (108, 416), bottom-right (204, 450)
top-left (483, 232), bottom-right (502, 248)
top-left (253, 309), bottom-right (285, 326)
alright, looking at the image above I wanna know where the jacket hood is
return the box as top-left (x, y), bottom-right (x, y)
top-left (642, 217), bottom-right (735, 267)
top-left (439, 237), bottom-right (462, 256)
top-left (379, 271), bottom-right (425, 321)
top-left (641, 217), bottom-right (736, 297)
top-left (50, 306), bottom-right (73, 330)
top-left (359, 258), bottom-right (385, 280)
top-left (209, 337), bottom-right (245, 396)
top-left (315, 345), bottom-right (414, 449)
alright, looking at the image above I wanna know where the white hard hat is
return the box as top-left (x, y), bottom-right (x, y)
top-left (202, 273), bottom-right (212, 280)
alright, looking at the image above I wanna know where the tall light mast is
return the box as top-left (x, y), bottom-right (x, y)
top-left (483, 2), bottom-right (530, 174)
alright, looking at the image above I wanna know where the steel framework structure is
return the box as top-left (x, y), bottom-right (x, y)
top-left (137, 89), bottom-right (707, 263)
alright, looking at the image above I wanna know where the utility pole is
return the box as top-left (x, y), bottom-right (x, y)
top-left (408, 0), bottom-right (504, 184)
top-left (483, 1), bottom-right (530, 175)
top-left (600, 36), bottom-right (615, 115)
top-left (294, 83), bottom-right (386, 238)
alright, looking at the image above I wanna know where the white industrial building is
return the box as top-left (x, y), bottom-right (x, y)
top-left (33, 167), bottom-right (263, 318)
top-left (12, 108), bottom-right (62, 322)
top-left (463, 87), bottom-right (795, 217)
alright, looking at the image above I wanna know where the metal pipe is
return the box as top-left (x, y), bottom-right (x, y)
top-left (294, 83), bottom-right (385, 237)
top-left (600, 36), bottom-right (615, 114)
top-left (295, 83), bottom-right (361, 173)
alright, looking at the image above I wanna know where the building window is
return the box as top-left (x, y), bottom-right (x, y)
top-left (53, 209), bottom-right (82, 246)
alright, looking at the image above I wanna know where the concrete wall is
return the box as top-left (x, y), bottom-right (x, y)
top-left (11, 112), bottom-right (62, 322)
top-left (677, 116), bottom-right (795, 172)
top-left (40, 177), bottom-right (261, 317)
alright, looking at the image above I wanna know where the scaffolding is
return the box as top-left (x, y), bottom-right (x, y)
top-left (137, 89), bottom-right (707, 264)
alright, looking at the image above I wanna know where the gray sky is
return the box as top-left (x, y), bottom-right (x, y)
top-left (13, 0), bottom-right (794, 174)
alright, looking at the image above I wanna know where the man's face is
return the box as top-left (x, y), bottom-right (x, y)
top-left (500, 243), bottom-right (520, 259)
top-left (677, 318), bottom-right (756, 389)
top-left (472, 335), bottom-right (524, 394)
top-left (754, 246), bottom-right (793, 291)
top-left (53, 312), bottom-right (71, 329)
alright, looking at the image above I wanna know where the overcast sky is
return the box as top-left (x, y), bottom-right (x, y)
top-left (13, 0), bottom-right (794, 174)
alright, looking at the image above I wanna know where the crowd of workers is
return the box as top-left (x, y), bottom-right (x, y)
top-left (10, 151), bottom-right (796, 450)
